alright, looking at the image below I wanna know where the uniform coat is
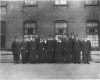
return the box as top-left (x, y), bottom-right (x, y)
top-left (72, 39), bottom-right (81, 63)
top-left (55, 42), bottom-right (64, 63)
top-left (86, 40), bottom-right (91, 62)
top-left (20, 42), bottom-right (28, 63)
top-left (11, 41), bottom-right (20, 63)
top-left (62, 39), bottom-right (72, 63)
top-left (42, 41), bottom-right (48, 63)
top-left (81, 40), bottom-right (91, 64)
top-left (46, 39), bottom-right (56, 63)
top-left (29, 40), bottom-right (38, 63)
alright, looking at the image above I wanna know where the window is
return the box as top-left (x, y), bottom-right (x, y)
top-left (87, 35), bottom-right (99, 47)
top-left (86, 21), bottom-right (98, 35)
top-left (86, 20), bottom-right (99, 47)
top-left (24, 21), bottom-right (37, 41)
top-left (54, 0), bottom-right (68, 6)
top-left (55, 20), bottom-right (68, 35)
top-left (85, 0), bottom-right (99, 6)
top-left (0, 21), bottom-right (6, 49)
top-left (0, 1), bottom-right (7, 16)
top-left (24, 0), bottom-right (37, 7)
top-left (24, 21), bottom-right (37, 35)
top-left (0, 7), bottom-right (7, 15)
top-left (0, 1), bottom-right (7, 7)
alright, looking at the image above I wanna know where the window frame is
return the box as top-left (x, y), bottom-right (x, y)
top-left (54, 0), bottom-right (68, 7)
top-left (23, 20), bottom-right (37, 35)
top-left (0, 1), bottom-right (7, 7)
top-left (0, 21), bottom-right (6, 49)
top-left (0, 1), bottom-right (7, 16)
top-left (54, 20), bottom-right (68, 35)
top-left (23, 0), bottom-right (38, 7)
top-left (86, 20), bottom-right (100, 48)
top-left (0, 6), bottom-right (7, 16)
top-left (86, 20), bottom-right (99, 35)
top-left (84, 0), bottom-right (99, 6)
top-left (87, 35), bottom-right (99, 48)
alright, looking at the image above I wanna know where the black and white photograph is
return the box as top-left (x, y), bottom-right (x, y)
top-left (0, 0), bottom-right (100, 79)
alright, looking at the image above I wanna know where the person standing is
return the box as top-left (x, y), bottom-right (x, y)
top-left (20, 41), bottom-right (28, 63)
top-left (55, 38), bottom-right (64, 63)
top-left (80, 40), bottom-right (86, 63)
top-left (29, 39), bottom-right (38, 63)
top-left (35, 37), bottom-right (41, 63)
top-left (11, 39), bottom-right (20, 63)
top-left (46, 34), bottom-right (56, 63)
top-left (46, 39), bottom-right (54, 63)
top-left (85, 40), bottom-right (91, 64)
top-left (81, 39), bottom-right (91, 64)
top-left (43, 39), bottom-right (48, 63)
top-left (62, 36), bottom-right (72, 63)
top-left (38, 40), bottom-right (45, 63)
top-left (69, 34), bottom-right (76, 63)
top-left (72, 35), bottom-right (81, 63)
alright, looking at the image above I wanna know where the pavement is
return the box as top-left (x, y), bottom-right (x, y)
top-left (0, 63), bottom-right (100, 80)
top-left (0, 50), bottom-right (100, 79)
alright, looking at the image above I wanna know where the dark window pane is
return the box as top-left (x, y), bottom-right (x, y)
top-left (0, 1), bottom-right (7, 7)
top-left (85, 0), bottom-right (98, 6)
top-left (86, 21), bottom-right (98, 35)
top-left (24, 21), bottom-right (36, 35)
top-left (86, 20), bottom-right (99, 47)
top-left (55, 21), bottom-right (67, 35)
top-left (24, 0), bottom-right (37, 6)
top-left (0, 21), bottom-right (6, 48)
top-left (1, 35), bottom-right (5, 48)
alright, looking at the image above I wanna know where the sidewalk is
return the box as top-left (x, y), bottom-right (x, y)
top-left (0, 63), bottom-right (100, 79)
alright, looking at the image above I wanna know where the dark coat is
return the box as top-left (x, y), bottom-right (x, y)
top-left (62, 39), bottom-right (72, 62)
top-left (86, 40), bottom-right (91, 53)
top-left (29, 41), bottom-right (38, 63)
top-left (47, 39), bottom-right (56, 49)
top-left (20, 42), bottom-right (28, 63)
top-left (11, 41), bottom-right (20, 63)
top-left (46, 40), bottom-right (57, 62)
top-left (41, 41), bottom-right (48, 62)
top-left (12, 41), bottom-right (19, 53)
top-left (55, 42), bottom-right (64, 62)
top-left (72, 39), bottom-right (81, 63)
top-left (81, 40), bottom-right (91, 63)
top-left (86, 40), bottom-right (91, 62)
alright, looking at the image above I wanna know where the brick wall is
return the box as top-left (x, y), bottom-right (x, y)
top-left (1, 0), bottom-right (100, 49)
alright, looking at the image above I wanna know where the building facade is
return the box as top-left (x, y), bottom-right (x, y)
top-left (0, 0), bottom-right (100, 50)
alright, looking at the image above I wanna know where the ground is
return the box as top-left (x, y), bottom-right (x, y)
top-left (0, 50), bottom-right (100, 80)
top-left (0, 63), bottom-right (100, 80)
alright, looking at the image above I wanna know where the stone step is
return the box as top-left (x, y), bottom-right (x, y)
top-left (0, 51), bottom-right (13, 63)
top-left (91, 51), bottom-right (100, 63)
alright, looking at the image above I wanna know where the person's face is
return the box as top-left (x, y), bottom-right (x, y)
top-left (15, 38), bottom-right (17, 42)
top-left (71, 35), bottom-right (74, 39)
top-left (76, 37), bottom-right (79, 40)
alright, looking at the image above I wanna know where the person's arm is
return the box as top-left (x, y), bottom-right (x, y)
top-left (11, 42), bottom-right (15, 51)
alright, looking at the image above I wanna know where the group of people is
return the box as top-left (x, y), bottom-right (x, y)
top-left (11, 34), bottom-right (91, 64)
